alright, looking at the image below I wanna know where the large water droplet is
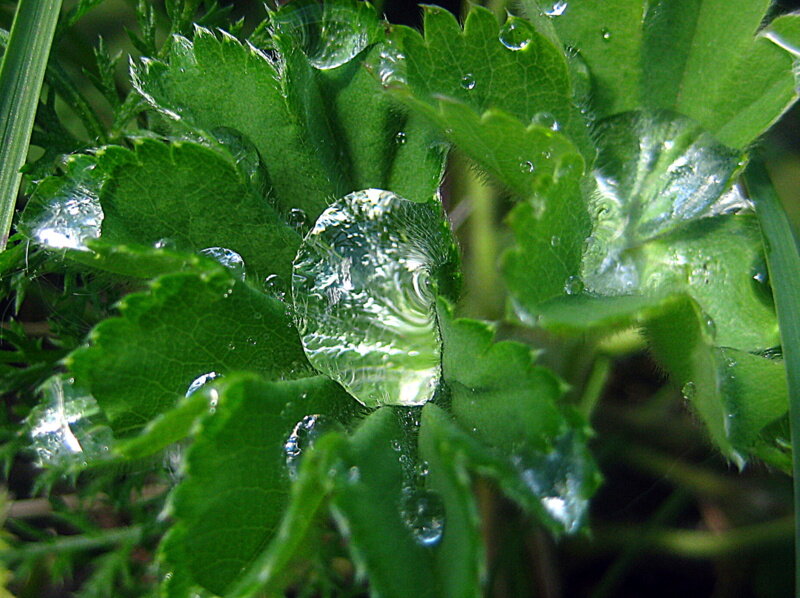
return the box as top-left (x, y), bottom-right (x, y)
top-left (199, 247), bottom-right (246, 279)
top-left (27, 376), bottom-right (113, 468)
top-left (27, 158), bottom-right (104, 251)
top-left (284, 414), bottom-right (340, 479)
top-left (400, 489), bottom-right (445, 546)
top-left (499, 18), bottom-right (534, 51)
top-left (292, 189), bottom-right (458, 408)
top-left (512, 432), bottom-right (592, 534)
top-left (270, 1), bottom-right (380, 70)
top-left (372, 38), bottom-right (407, 87)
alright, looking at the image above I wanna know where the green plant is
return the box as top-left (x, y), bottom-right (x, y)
top-left (1, 0), bottom-right (799, 596)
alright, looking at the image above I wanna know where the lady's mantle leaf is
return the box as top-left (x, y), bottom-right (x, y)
top-left (161, 373), bottom-right (357, 596)
top-left (22, 138), bottom-right (300, 282)
top-left (525, 0), bottom-right (800, 147)
top-left (67, 268), bottom-right (307, 436)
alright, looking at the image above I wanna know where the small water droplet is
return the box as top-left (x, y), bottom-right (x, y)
top-left (499, 19), bottom-right (534, 51)
top-left (681, 381), bottom-right (697, 401)
top-left (545, 0), bottom-right (568, 16)
top-left (461, 73), bottom-right (476, 90)
top-left (284, 414), bottom-right (339, 479)
top-left (186, 371), bottom-right (223, 409)
top-left (154, 237), bottom-right (176, 250)
top-left (563, 275), bottom-right (584, 295)
top-left (400, 489), bottom-right (445, 546)
top-left (287, 208), bottom-right (310, 233)
top-left (600, 27), bottom-right (612, 41)
top-left (199, 247), bottom-right (246, 280)
top-left (263, 274), bottom-right (287, 301)
top-left (395, 131), bottom-right (407, 145)
top-left (550, 235), bottom-right (561, 247)
top-left (531, 112), bottom-right (560, 131)
top-left (520, 160), bottom-right (536, 174)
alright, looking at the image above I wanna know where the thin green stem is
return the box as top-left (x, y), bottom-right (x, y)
top-left (744, 157), bottom-right (800, 596)
top-left (579, 354), bottom-right (612, 418)
top-left (0, 0), bottom-right (63, 251)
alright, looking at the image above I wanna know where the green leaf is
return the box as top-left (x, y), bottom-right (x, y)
top-left (437, 303), bottom-right (600, 533)
top-left (439, 303), bottom-right (565, 452)
top-left (328, 407), bottom-right (439, 598)
top-left (133, 26), bottom-right (339, 219)
top-left (528, 0), bottom-right (800, 147)
top-left (162, 373), bottom-right (357, 596)
top-left (647, 297), bottom-right (788, 463)
top-left (0, 0), bottom-right (63, 251)
top-left (67, 268), bottom-right (308, 436)
top-left (22, 139), bottom-right (300, 283)
top-left (393, 5), bottom-right (592, 159)
top-left (418, 409), bottom-right (483, 598)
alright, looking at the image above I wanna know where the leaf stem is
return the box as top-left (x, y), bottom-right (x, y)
top-left (0, 0), bottom-right (63, 251)
top-left (744, 157), bottom-right (800, 595)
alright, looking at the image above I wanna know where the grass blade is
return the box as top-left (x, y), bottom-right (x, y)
top-left (745, 157), bottom-right (800, 594)
top-left (0, 0), bottom-right (63, 251)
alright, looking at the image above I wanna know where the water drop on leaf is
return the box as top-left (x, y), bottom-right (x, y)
top-left (545, 1), bottom-right (568, 16)
top-left (287, 208), bottom-right (310, 233)
top-left (395, 131), bottom-right (407, 145)
top-left (27, 376), bottom-right (114, 468)
top-left (461, 73), bottom-right (476, 90)
top-left (292, 189), bottom-right (459, 407)
top-left (284, 414), bottom-right (340, 479)
top-left (531, 112), bottom-right (559, 131)
top-left (199, 247), bottom-right (246, 279)
top-left (600, 27), bottom-right (612, 41)
top-left (499, 19), bottom-right (534, 51)
top-left (400, 489), bottom-right (445, 546)
top-left (520, 160), bottom-right (536, 174)
top-left (563, 275), bottom-right (584, 295)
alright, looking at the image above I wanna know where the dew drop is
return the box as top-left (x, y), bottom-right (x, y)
top-left (186, 371), bottom-right (223, 409)
top-left (270, 2), bottom-right (375, 70)
top-left (600, 27), bottom-right (612, 41)
top-left (563, 275), bottom-right (584, 295)
top-left (550, 235), bottom-right (561, 247)
top-left (27, 376), bottom-right (114, 468)
top-left (520, 160), bottom-right (536, 174)
top-left (154, 237), bottom-right (176, 250)
top-left (395, 131), bottom-right (407, 145)
top-left (531, 112), bottom-right (560, 131)
top-left (400, 489), bottom-right (445, 546)
top-left (287, 208), bottom-right (310, 233)
top-left (263, 274), bottom-right (287, 301)
top-left (292, 189), bottom-right (457, 408)
top-left (681, 381), bottom-right (697, 401)
top-left (199, 247), bottom-right (246, 280)
top-left (545, 1), bottom-right (568, 16)
top-left (499, 19), bottom-right (534, 51)
top-left (461, 73), bottom-right (476, 90)
top-left (284, 414), bottom-right (339, 479)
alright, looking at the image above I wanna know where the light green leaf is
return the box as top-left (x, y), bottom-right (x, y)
top-left (526, 0), bottom-right (800, 147)
top-left (647, 297), bottom-right (788, 463)
top-left (394, 5), bottom-right (592, 158)
top-left (437, 304), bottom-right (600, 533)
top-left (67, 268), bottom-right (308, 436)
top-left (132, 26), bottom-right (339, 219)
top-left (162, 373), bottom-right (357, 596)
top-left (22, 139), bottom-right (300, 283)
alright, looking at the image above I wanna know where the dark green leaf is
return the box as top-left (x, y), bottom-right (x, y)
top-left (68, 268), bottom-right (308, 435)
